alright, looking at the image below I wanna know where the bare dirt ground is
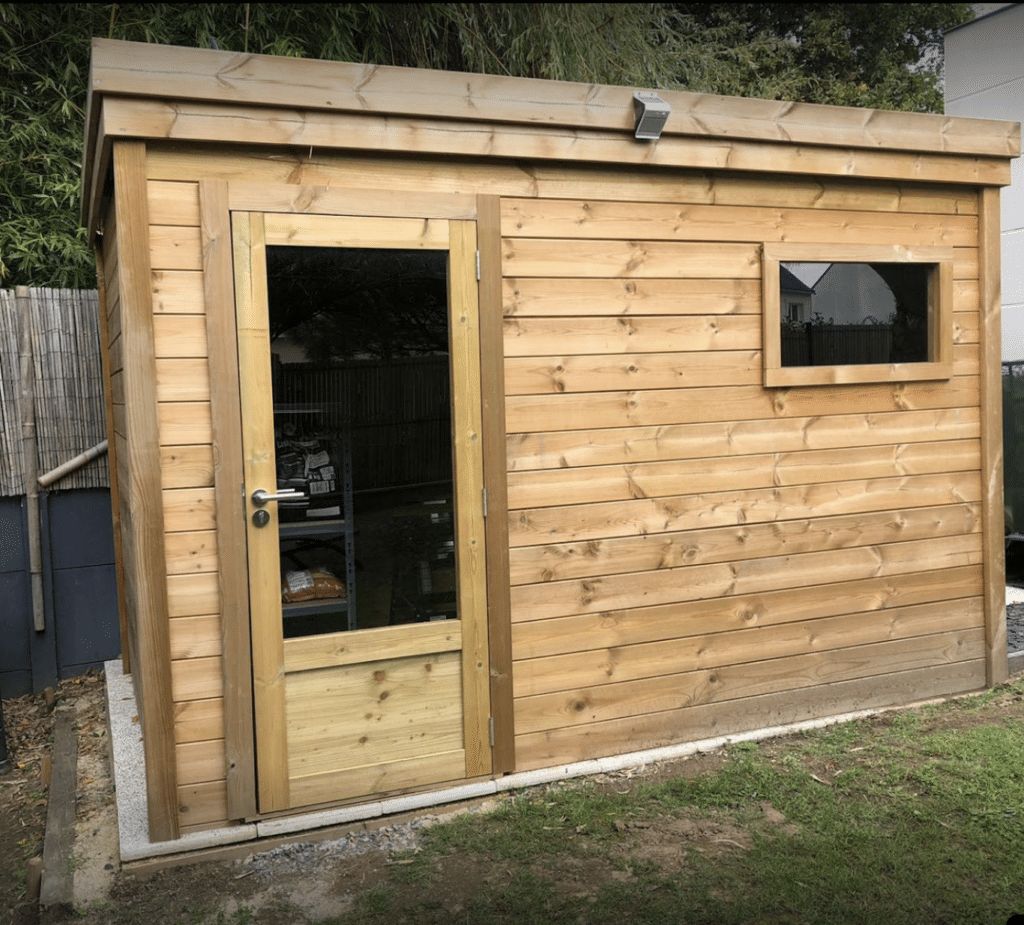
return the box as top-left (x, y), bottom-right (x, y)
top-left (1, 672), bottom-right (1022, 925)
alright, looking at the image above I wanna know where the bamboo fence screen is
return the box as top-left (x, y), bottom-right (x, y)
top-left (0, 289), bottom-right (108, 496)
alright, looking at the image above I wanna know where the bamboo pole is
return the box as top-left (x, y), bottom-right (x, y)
top-left (37, 440), bottom-right (109, 488)
top-left (16, 286), bottom-right (44, 633)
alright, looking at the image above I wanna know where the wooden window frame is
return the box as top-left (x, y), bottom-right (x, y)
top-left (762, 243), bottom-right (954, 387)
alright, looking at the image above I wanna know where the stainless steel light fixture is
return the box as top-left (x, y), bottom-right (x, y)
top-left (633, 90), bottom-right (671, 140)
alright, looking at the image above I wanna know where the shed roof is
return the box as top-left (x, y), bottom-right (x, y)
top-left (82, 38), bottom-right (1021, 233)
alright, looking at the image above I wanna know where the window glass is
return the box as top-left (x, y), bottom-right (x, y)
top-left (780, 262), bottom-right (931, 368)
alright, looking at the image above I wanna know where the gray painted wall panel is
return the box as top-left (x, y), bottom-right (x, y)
top-left (0, 490), bottom-right (119, 697)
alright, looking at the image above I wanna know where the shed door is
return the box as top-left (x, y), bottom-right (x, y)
top-left (232, 211), bottom-right (491, 813)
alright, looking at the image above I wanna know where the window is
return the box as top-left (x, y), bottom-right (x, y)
top-left (763, 244), bottom-right (954, 387)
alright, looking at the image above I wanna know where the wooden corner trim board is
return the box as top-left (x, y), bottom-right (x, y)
top-left (762, 243), bottom-right (955, 388)
top-left (477, 194), bottom-right (516, 774)
top-left (978, 186), bottom-right (1008, 686)
top-left (112, 140), bottom-right (180, 842)
top-left (199, 179), bottom-right (257, 821)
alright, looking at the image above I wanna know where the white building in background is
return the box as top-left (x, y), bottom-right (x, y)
top-left (945, 3), bottom-right (1024, 361)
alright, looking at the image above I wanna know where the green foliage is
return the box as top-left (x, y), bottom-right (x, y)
top-left (0, 3), bottom-right (973, 288)
top-left (678, 3), bottom-right (973, 112)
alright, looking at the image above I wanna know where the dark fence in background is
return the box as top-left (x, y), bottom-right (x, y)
top-left (274, 355), bottom-right (453, 492)
top-left (781, 324), bottom-right (893, 367)
top-left (1005, 361), bottom-right (1024, 534)
top-left (1, 289), bottom-right (117, 697)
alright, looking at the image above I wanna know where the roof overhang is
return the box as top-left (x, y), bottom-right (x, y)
top-left (82, 38), bottom-right (1022, 235)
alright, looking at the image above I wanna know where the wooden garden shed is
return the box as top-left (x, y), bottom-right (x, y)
top-left (81, 38), bottom-right (1020, 847)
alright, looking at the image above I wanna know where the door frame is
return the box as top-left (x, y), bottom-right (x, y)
top-left (200, 184), bottom-right (513, 821)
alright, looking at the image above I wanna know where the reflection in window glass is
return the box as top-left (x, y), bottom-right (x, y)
top-left (265, 246), bottom-right (456, 637)
top-left (780, 262), bottom-right (932, 367)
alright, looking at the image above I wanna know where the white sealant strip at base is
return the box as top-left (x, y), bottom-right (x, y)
top-left (105, 660), bottom-right (258, 862)
top-left (108, 656), bottom-right (904, 862)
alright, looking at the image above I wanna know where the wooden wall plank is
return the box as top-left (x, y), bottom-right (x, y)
top-left (171, 655), bottom-right (223, 702)
top-left (508, 472), bottom-right (983, 549)
top-left (502, 239), bottom-right (760, 279)
top-left (164, 530), bottom-right (218, 576)
top-left (148, 180), bottom-right (200, 226)
top-left (507, 407), bottom-right (980, 471)
top-left (159, 445), bottom-right (214, 489)
top-left (177, 781), bottom-right (228, 830)
top-left (158, 402), bottom-right (213, 446)
top-left (503, 278), bottom-right (760, 318)
top-left (504, 351), bottom-right (762, 394)
top-left (514, 661), bottom-right (985, 771)
top-left (504, 316), bottom-right (761, 356)
top-left (173, 697), bottom-right (224, 744)
top-left (517, 632), bottom-right (986, 743)
top-left (502, 199), bottom-right (977, 247)
top-left (169, 614), bottom-right (222, 659)
top-left (177, 739), bottom-right (227, 786)
top-left (162, 487), bottom-right (216, 532)
top-left (153, 315), bottom-right (208, 357)
top-left (512, 567), bottom-right (983, 660)
top-left (150, 225), bottom-right (203, 271)
top-left (510, 534), bottom-right (982, 623)
top-left (505, 378), bottom-right (982, 434)
top-left (145, 148), bottom-right (982, 215)
top-left (507, 440), bottom-right (980, 510)
top-left (167, 572), bottom-right (220, 619)
top-left (516, 625), bottom-right (985, 734)
top-left (152, 270), bottom-right (204, 314)
top-left (508, 503), bottom-right (980, 586)
top-left (515, 612), bottom-right (984, 700)
top-left (155, 358), bottom-right (211, 403)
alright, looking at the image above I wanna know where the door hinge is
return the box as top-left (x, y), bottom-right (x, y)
top-left (482, 487), bottom-right (488, 518)
top-left (489, 716), bottom-right (495, 747)
top-left (476, 249), bottom-right (481, 282)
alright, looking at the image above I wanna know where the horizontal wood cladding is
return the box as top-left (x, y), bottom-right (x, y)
top-left (508, 503), bottom-right (980, 587)
top-left (506, 378), bottom-right (983, 434)
top-left (119, 145), bottom-right (991, 823)
top-left (516, 621), bottom-right (984, 732)
top-left (503, 180), bottom-right (987, 768)
top-left (510, 473), bottom-right (983, 550)
top-left (507, 440), bottom-right (981, 509)
top-left (515, 660), bottom-right (986, 771)
top-left (507, 407), bottom-right (980, 471)
top-left (512, 567), bottom-right (983, 659)
top-left (502, 199), bottom-right (979, 247)
top-left (144, 148), bottom-right (984, 216)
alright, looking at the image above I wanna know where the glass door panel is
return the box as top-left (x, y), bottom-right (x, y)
top-left (265, 245), bottom-right (456, 636)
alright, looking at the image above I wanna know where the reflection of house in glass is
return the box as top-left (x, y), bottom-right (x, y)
top-left (811, 263), bottom-right (896, 325)
top-left (780, 265), bottom-right (814, 324)
top-left (782, 262), bottom-right (896, 325)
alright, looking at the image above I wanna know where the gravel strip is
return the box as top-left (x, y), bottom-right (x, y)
top-left (234, 817), bottom-right (438, 880)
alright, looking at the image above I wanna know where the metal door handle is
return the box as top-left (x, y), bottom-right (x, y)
top-left (251, 488), bottom-right (308, 506)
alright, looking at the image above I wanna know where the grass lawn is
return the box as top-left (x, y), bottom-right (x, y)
top-left (337, 678), bottom-right (1024, 925)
